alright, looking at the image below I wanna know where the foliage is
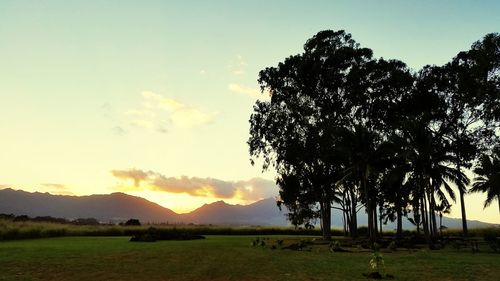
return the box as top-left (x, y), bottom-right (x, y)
top-left (329, 240), bottom-right (341, 252)
top-left (472, 146), bottom-right (500, 213)
top-left (388, 241), bottom-right (397, 252)
top-left (483, 230), bottom-right (500, 253)
top-left (124, 219), bottom-right (141, 226)
top-left (248, 29), bottom-right (500, 244)
top-left (369, 250), bottom-right (385, 274)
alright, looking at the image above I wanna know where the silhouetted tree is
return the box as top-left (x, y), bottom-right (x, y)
top-left (249, 30), bottom-right (373, 240)
top-left (438, 33), bottom-right (500, 235)
top-left (471, 146), bottom-right (500, 214)
top-left (249, 29), bottom-right (499, 245)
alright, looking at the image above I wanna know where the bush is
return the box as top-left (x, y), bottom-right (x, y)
top-left (483, 230), bottom-right (500, 253)
top-left (357, 226), bottom-right (369, 237)
top-left (388, 241), bottom-right (397, 251)
top-left (130, 227), bottom-right (205, 242)
top-left (124, 219), bottom-right (141, 226)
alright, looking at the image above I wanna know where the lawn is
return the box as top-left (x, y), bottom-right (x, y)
top-left (0, 236), bottom-right (499, 281)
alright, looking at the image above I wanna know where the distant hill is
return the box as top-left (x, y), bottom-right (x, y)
top-left (0, 188), bottom-right (496, 229)
top-left (180, 198), bottom-right (288, 225)
top-left (329, 208), bottom-right (496, 231)
top-left (185, 199), bottom-right (496, 229)
top-left (0, 188), bottom-right (178, 223)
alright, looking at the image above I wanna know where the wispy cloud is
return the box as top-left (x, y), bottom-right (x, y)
top-left (40, 183), bottom-right (74, 195)
top-left (101, 103), bottom-right (128, 135)
top-left (228, 83), bottom-right (270, 100)
top-left (228, 55), bottom-right (247, 76)
top-left (111, 168), bottom-right (277, 201)
top-left (41, 183), bottom-right (67, 189)
top-left (127, 91), bottom-right (216, 132)
top-left (111, 126), bottom-right (126, 135)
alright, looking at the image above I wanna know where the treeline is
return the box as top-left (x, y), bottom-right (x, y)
top-left (249, 30), bottom-right (500, 246)
top-left (0, 213), bottom-right (101, 225)
top-left (0, 217), bottom-right (326, 241)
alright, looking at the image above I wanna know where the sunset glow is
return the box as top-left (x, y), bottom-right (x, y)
top-left (0, 0), bottom-right (499, 224)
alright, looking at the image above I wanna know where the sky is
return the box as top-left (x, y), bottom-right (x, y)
top-left (0, 0), bottom-right (499, 223)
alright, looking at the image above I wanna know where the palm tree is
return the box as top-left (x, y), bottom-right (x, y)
top-left (471, 147), bottom-right (500, 214)
top-left (337, 125), bottom-right (393, 243)
top-left (401, 121), bottom-right (468, 241)
top-left (435, 201), bottom-right (451, 236)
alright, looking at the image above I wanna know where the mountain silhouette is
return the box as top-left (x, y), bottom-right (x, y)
top-left (180, 198), bottom-right (287, 225)
top-left (0, 188), bottom-right (177, 223)
top-left (0, 188), bottom-right (495, 228)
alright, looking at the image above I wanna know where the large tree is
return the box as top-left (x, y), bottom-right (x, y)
top-left (248, 30), bottom-right (373, 239)
top-left (249, 30), bottom-right (498, 244)
top-left (439, 33), bottom-right (500, 235)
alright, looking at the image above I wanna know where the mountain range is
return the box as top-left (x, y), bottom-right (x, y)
top-left (0, 188), bottom-right (496, 229)
top-left (0, 188), bottom-right (286, 225)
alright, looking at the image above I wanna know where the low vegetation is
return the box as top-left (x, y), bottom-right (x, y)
top-left (1, 216), bottom-right (499, 242)
top-left (0, 217), bottom-right (326, 241)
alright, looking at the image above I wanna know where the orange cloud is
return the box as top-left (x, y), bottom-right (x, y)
top-left (111, 169), bottom-right (151, 187)
top-left (111, 169), bottom-right (277, 201)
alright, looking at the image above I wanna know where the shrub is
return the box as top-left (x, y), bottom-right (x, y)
top-left (483, 230), bottom-right (500, 253)
top-left (388, 241), bottom-right (397, 251)
top-left (370, 251), bottom-right (384, 272)
top-left (124, 219), bottom-right (141, 226)
top-left (357, 226), bottom-right (369, 236)
top-left (329, 240), bottom-right (341, 252)
top-left (130, 227), bottom-right (205, 242)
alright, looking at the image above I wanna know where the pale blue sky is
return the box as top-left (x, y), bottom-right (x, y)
top-left (0, 1), bottom-right (499, 220)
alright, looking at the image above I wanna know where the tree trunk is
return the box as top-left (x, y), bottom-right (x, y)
top-left (379, 207), bottom-right (383, 237)
top-left (396, 208), bottom-right (403, 239)
top-left (367, 200), bottom-right (374, 242)
top-left (459, 189), bottom-right (468, 236)
top-left (342, 192), bottom-right (348, 236)
top-left (429, 189), bottom-right (438, 238)
top-left (432, 210), bottom-right (438, 238)
top-left (373, 205), bottom-right (378, 239)
top-left (320, 198), bottom-right (332, 240)
top-left (456, 161), bottom-right (468, 236)
top-left (421, 193), bottom-right (434, 248)
top-left (343, 207), bottom-right (348, 236)
top-left (342, 211), bottom-right (346, 235)
top-left (414, 204), bottom-right (421, 235)
top-left (421, 196), bottom-right (429, 238)
top-left (439, 213), bottom-right (443, 236)
top-left (350, 189), bottom-right (358, 237)
top-left (363, 176), bottom-right (374, 243)
top-left (498, 194), bottom-right (500, 215)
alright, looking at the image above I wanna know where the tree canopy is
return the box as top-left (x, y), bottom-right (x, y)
top-left (249, 30), bottom-right (500, 243)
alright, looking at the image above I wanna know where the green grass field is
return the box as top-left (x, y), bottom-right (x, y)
top-left (1, 236), bottom-right (499, 281)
